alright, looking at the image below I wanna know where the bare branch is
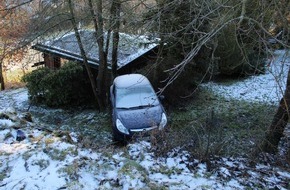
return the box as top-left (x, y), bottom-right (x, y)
top-left (0, 0), bottom-right (33, 11)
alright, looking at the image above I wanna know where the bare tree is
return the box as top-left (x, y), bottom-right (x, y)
top-left (67, 0), bottom-right (99, 108)
top-left (143, 0), bottom-right (290, 154)
top-left (109, 0), bottom-right (121, 79)
top-left (0, 0), bottom-right (31, 90)
top-left (261, 0), bottom-right (290, 153)
top-left (0, 44), bottom-right (7, 90)
top-left (87, 0), bottom-right (108, 111)
top-left (147, 0), bottom-right (275, 89)
top-left (85, 0), bottom-right (122, 110)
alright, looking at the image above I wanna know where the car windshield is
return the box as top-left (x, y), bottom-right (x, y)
top-left (116, 85), bottom-right (159, 109)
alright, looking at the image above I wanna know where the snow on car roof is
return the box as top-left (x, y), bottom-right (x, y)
top-left (114, 74), bottom-right (151, 88)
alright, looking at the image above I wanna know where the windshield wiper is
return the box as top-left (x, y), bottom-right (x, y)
top-left (116, 107), bottom-right (132, 110)
top-left (131, 104), bottom-right (155, 109)
top-left (117, 104), bottom-right (155, 110)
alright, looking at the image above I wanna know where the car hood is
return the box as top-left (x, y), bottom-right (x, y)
top-left (116, 106), bottom-right (163, 130)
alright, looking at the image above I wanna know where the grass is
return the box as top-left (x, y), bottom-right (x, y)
top-left (22, 151), bottom-right (33, 161)
top-left (0, 161), bottom-right (11, 182)
top-left (58, 162), bottom-right (80, 180)
top-left (31, 159), bottom-right (50, 171)
top-left (3, 65), bottom-right (29, 89)
top-left (147, 183), bottom-right (169, 190)
top-left (152, 87), bottom-right (277, 159)
top-left (27, 106), bottom-right (113, 149)
top-left (44, 147), bottom-right (77, 161)
top-left (119, 159), bottom-right (148, 177)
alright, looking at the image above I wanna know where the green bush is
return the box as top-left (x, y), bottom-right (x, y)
top-left (22, 67), bottom-right (52, 102)
top-left (215, 24), bottom-right (266, 76)
top-left (22, 62), bottom-right (94, 107)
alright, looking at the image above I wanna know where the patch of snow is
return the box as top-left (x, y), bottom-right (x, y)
top-left (50, 140), bottom-right (75, 150)
top-left (0, 119), bottom-right (14, 128)
top-left (112, 152), bottom-right (125, 161)
top-left (0, 88), bottom-right (28, 110)
top-left (277, 171), bottom-right (290, 179)
top-left (219, 167), bottom-right (231, 178)
top-left (0, 142), bottom-right (30, 154)
top-left (140, 156), bottom-right (154, 170)
top-left (226, 179), bottom-right (244, 190)
top-left (69, 132), bottom-right (78, 143)
top-left (202, 50), bottom-right (290, 104)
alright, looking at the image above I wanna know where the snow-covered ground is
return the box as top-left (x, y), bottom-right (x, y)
top-left (0, 50), bottom-right (290, 190)
top-left (203, 50), bottom-right (290, 105)
top-left (0, 111), bottom-right (289, 190)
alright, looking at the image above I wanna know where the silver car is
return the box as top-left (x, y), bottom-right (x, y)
top-left (110, 74), bottom-right (167, 141)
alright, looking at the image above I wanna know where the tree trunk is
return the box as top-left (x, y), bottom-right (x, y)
top-left (0, 43), bottom-right (7, 91)
top-left (111, 31), bottom-right (119, 79)
top-left (110, 0), bottom-right (121, 79)
top-left (153, 41), bottom-right (164, 87)
top-left (88, 0), bottom-right (107, 111)
top-left (0, 59), bottom-right (5, 91)
top-left (152, 0), bottom-right (167, 87)
top-left (262, 67), bottom-right (290, 153)
top-left (67, 0), bottom-right (99, 108)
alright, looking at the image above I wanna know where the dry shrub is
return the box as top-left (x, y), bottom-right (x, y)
top-left (5, 81), bottom-right (26, 89)
top-left (149, 110), bottom-right (230, 162)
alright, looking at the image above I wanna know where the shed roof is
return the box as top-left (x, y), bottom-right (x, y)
top-left (32, 30), bottom-right (158, 70)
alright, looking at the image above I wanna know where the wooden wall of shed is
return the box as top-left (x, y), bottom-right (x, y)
top-left (43, 53), bottom-right (61, 69)
top-left (117, 51), bottom-right (158, 75)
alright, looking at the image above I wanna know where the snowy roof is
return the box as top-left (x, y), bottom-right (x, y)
top-left (32, 30), bottom-right (158, 70)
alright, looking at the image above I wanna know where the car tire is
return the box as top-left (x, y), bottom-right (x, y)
top-left (112, 130), bottom-right (128, 144)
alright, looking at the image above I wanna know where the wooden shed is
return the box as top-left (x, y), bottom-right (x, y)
top-left (32, 30), bottom-right (159, 74)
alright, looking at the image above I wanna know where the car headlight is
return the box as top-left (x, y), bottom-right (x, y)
top-left (116, 119), bottom-right (129, 135)
top-left (159, 113), bottom-right (167, 129)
